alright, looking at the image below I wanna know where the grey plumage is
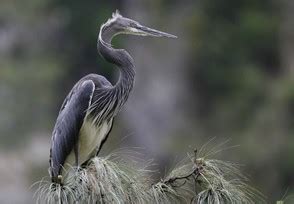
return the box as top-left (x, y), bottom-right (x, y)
top-left (49, 11), bottom-right (176, 184)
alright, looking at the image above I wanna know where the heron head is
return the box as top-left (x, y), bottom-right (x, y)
top-left (102, 10), bottom-right (177, 39)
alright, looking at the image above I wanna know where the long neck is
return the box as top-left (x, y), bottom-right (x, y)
top-left (97, 25), bottom-right (135, 113)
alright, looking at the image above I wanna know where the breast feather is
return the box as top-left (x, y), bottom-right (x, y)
top-left (63, 117), bottom-right (112, 171)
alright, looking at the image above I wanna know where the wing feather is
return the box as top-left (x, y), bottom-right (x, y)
top-left (49, 80), bottom-right (95, 180)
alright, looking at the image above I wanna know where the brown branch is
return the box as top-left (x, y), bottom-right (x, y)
top-left (162, 149), bottom-right (205, 188)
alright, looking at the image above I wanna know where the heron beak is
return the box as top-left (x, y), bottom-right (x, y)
top-left (133, 25), bottom-right (177, 38)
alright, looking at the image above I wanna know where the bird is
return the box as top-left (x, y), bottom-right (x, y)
top-left (49, 10), bottom-right (177, 184)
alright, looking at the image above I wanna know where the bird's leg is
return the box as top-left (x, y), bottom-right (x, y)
top-left (74, 142), bottom-right (79, 167)
top-left (96, 146), bottom-right (102, 156)
top-left (96, 118), bottom-right (114, 156)
top-left (57, 175), bottom-right (63, 184)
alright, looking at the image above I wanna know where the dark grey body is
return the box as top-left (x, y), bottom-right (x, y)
top-left (49, 11), bottom-right (175, 184)
top-left (49, 19), bottom-right (135, 183)
top-left (49, 74), bottom-right (116, 182)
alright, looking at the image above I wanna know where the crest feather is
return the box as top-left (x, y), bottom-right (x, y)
top-left (112, 10), bottom-right (122, 18)
top-left (99, 10), bottom-right (124, 35)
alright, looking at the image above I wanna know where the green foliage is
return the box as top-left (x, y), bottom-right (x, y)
top-left (190, 0), bottom-right (279, 101)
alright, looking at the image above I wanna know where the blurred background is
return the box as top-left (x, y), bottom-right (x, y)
top-left (0, 0), bottom-right (293, 203)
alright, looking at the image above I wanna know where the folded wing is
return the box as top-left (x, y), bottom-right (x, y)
top-left (49, 80), bottom-right (95, 181)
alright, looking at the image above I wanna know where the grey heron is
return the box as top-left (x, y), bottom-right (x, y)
top-left (49, 11), bottom-right (177, 184)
